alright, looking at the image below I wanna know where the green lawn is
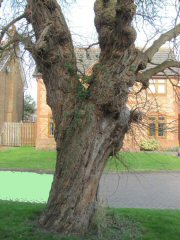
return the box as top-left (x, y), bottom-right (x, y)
top-left (0, 200), bottom-right (180, 240)
top-left (108, 208), bottom-right (180, 240)
top-left (106, 152), bottom-right (180, 172)
top-left (1, 147), bottom-right (180, 172)
top-left (0, 147), bottom-right (56, 172)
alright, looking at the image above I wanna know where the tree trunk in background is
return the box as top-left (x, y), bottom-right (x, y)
top-left (27, 0), bottom-right (147, 235)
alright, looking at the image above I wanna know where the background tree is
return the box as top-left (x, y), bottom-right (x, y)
top-left (0, 0), bottom-right (180, 236)
top-left (23, 94), bottom-right (36, 121)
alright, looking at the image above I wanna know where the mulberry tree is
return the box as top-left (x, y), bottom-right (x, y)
top-left (0, 0), bottom-right (180, 236)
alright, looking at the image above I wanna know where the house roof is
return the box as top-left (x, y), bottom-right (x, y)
top-left (76, 48), bottom-right (100, 74)
top-left (76, 47), bottom-right (180, 77)
top-left (146, 48), bottom-right (180, 76)
top-left (33, 47), bottom-right (180, 77)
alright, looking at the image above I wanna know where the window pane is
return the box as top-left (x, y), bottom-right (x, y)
top-left (149, 84), bottom-right (156, 93)
top-left (158, 85), bottom-right (166, 93)
top-left (158, 123), bottom-right (166, 136)
top-left (158, 79), bottom-right (165, 83)
top-left (49, 117), bottom-right (55, 137)
top-left (50, 122), bottom-right (54, 136)
top-left (149, 123), bottom-right (156, 136)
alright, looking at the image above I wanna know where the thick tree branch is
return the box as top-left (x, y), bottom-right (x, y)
top-left (145, 23), bottom-right (180, 61)
top-left (27, 0), bottom-right (79, 139)
top-left (138, 60), bottom-right (180, 82)
top-left (94, 0), bottom-right (136, 58)
top-left (0, 13), bottom-right (25, 43)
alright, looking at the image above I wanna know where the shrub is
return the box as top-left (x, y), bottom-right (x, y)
top-left (139, 139), bottom-right (159, 151)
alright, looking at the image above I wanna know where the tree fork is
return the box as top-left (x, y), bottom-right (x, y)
top-left (27, 0), bottom-right (143, 236)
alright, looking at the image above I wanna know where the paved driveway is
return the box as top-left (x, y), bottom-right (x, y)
top-left (99, 172), bottom-right (180, 209)
top-left (1, 171), bottom-right (180, 208)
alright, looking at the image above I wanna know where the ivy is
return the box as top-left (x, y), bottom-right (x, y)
top-left (64, 62), bottom-right (75, 76)
top-left (82, 75), bottom-right (93, 84)
top-left (76, 75), bottom-right (93, 100)
top-left (77, 82), bottom-right (90, 100)
top-left (129, 65), bottom-right (137, 72)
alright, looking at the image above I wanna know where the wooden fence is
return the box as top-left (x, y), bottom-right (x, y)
top-left (0, 122), bottom-right (36, 147)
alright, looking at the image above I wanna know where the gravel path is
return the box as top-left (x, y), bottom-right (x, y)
top-left (99, 172), bottom-right (180, 209)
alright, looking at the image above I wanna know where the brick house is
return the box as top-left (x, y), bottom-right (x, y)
top-left (0, 50), bottom-right (25, 131)
top-left (123, 48), bottom-right (180, 150)
top-left (35, 74), bottom-right (56, 149)
top-left (35, 48), bottom-right (180, 150)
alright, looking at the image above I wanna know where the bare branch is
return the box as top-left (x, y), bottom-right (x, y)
top-left (145, 23), bottom-right (180, 61)
top-left (85, 42), bottom-right (99, 51)
top-left (138, 60), bottom-right (180, 82)
top-left (0, 13), bottom-right (25, 42)
top-left (0, 31), bottom-right (34, 56)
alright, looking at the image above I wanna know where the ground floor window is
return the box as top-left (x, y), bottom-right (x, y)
top-left (148, 115), bottom-right (166, 138)
top-left (48, 115), bottom-right (55, 137)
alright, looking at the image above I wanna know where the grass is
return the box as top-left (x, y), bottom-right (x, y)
top-left (0, 201), bottom-right (76, 240)
top-left (0, 200), bottom-right (180, 240)
top-left (1, 147), bottom-right (180, 172)
top-left (106, 151), bottom-right (180, 172)
top-left (107, 208), bottom-right (180, 240)
top-left (0, 147), bottom-right (56, 172)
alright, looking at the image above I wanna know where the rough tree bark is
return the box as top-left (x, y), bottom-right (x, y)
top-left (24, 0), bottom-right (179, 236)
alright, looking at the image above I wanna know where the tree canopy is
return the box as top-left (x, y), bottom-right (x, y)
top-left (23, 94), bottom-right (36, 121)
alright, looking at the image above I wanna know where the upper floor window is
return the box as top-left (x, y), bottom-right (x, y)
top-left (148, 79), bottom-right (166, 94)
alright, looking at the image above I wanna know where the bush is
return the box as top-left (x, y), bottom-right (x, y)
top-left (139, 139), bottom-right (159, 151)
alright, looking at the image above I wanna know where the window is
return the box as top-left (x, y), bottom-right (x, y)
top-left (148, 115), bottom-right (166, 137)
top-left (149, 116), bottom-right (156, 136)
top-left (158, 116), bottom-right (166, 137)
top-left (48, 115), bottom-right (55, 137)
top-left (149, 79), bottom-right (166, 94)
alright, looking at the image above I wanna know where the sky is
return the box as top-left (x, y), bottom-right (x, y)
top-left (23, 0), bottom-right (179, 103)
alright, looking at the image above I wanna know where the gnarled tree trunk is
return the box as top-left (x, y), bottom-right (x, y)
top-left (26, 0), bottom-right (147, 236)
